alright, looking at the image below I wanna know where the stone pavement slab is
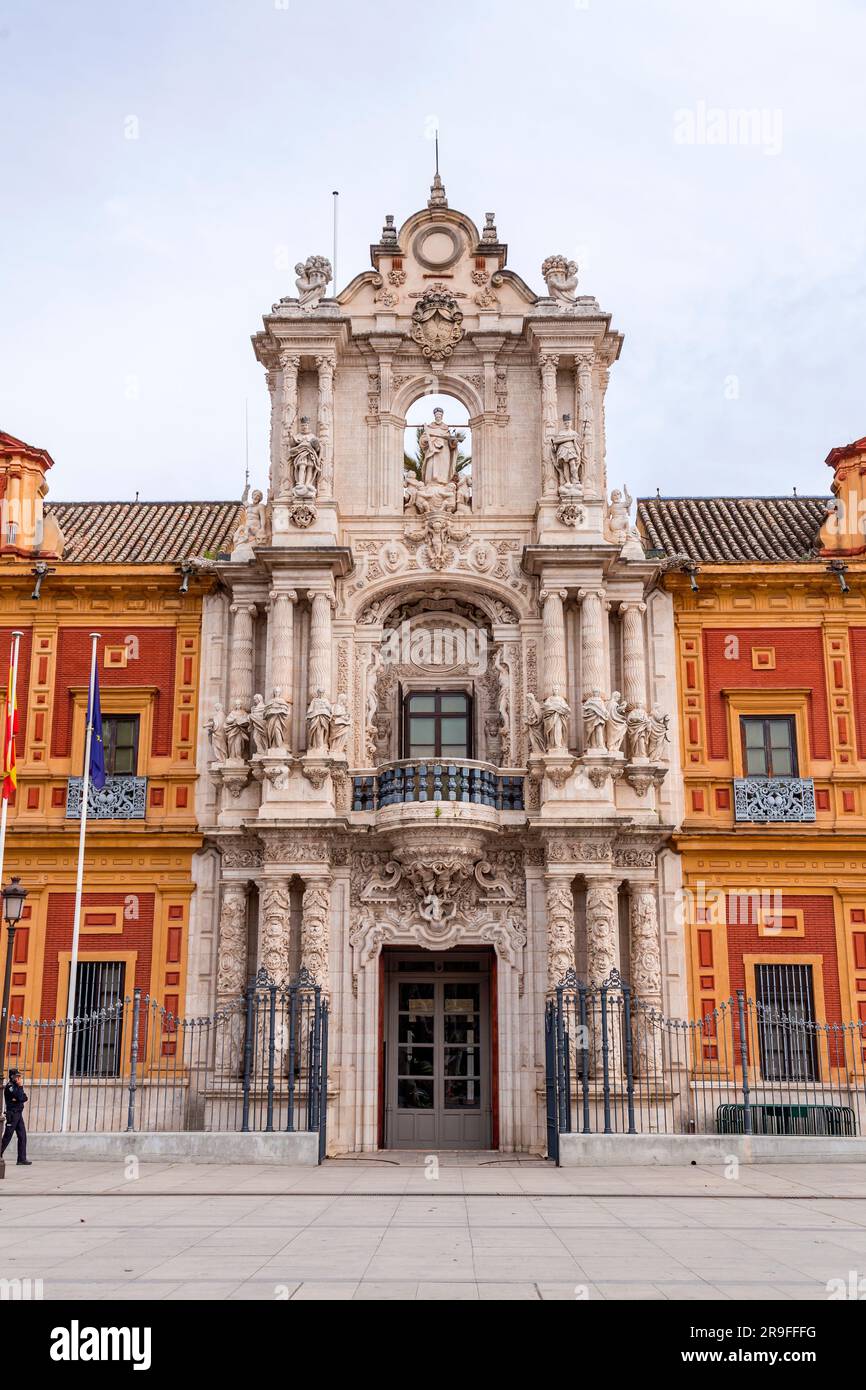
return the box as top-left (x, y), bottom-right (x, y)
top-left (1, 1157), bottom-right (864, 1300)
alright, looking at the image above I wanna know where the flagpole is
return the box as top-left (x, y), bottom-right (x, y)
top-left (60, 631), bottom-right (100, 1133)
top-left (0, 629), bottom-right (25, 892)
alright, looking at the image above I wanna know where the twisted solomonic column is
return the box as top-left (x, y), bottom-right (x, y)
top-left (619, 601), bottom-right (648, 709)
top-left (229, 602), bottom-right (257, 712)
top-left (307, 590), bottom-right (334, 707)
top-left (268, 589), bottom-right (297, 715)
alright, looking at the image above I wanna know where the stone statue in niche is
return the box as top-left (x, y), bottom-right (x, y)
top-left (205, 702), bottom-right (228, 763)
top-left (541, 254), bottom-right (579, 307)
top-left (250, 694), bottom-right (268, 757)
top-left (647, 707), bottom-right (671, 762)
top-left (294, 255), bottom-right (332, 310)
top-left (328, 692), bottom-right (351, 759)
top-left (525, 692), bottom-right (546, 756)
top-left (541, 693), bottom-right (571, 752)
top-left (287, 419), bottom-right (321, 498)
top-left (306, 689), bottom-right (332, 753)
top-left (626, 705), bottom-right (650, 760)
top-left (265, 688), bottom-right (291, 752)
top-left (404, 407), bottom-right (470, 520)
top-left (582, 691), bottom-right (609, 753)
top-left (550, 415), bottom-right (583, 491)
top-left (224, 699), bottom-right (251, 761)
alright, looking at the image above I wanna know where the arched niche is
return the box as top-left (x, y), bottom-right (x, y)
top-left (388, 375), bottom-right (486, 515)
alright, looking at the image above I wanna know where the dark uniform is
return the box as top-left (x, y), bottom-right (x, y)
top-left (1, 1073), bottom-right (29, 1164)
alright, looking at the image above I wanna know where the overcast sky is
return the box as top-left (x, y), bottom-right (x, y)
top-left (1, 0), bottom-right (864, 503)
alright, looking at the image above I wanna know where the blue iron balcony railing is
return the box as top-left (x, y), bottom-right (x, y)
top-left (66, 775), bottom-right (148, 820)
top-left (733, 776), bottom-right (816, 824)
top-left (352, 760), bottom-right (524, 812)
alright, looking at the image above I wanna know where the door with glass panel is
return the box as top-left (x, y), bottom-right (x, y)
top-left (385, 953), bottom-right (491, 1148)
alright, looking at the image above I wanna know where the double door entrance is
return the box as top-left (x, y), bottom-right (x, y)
top-left (384, 951), bottom-right (492, 1149)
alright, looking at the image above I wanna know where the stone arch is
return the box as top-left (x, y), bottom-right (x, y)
top-left (391, 373), bottom-right (484, 423)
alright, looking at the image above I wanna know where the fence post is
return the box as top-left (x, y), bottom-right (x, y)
top-left (317, 1002), bottom-right (329, 1163)
top-left (601, 982), bottom-right (612, 1134)
top-left (126, 989), bottom-right (142, 1133)
top-left (240, 977), bottom-right (256, 1134)
top-left (578, 983), bottom-right (591, 1134)
top-left (555, 983), bottom-right (569, 1135)
top-left (285, 981), bottom-right (298, 1133)
top-left (736, 988), bottom-right (752, 1135)
top-left (308, 987), bottom-right (322, 1131)
top-left (265, 983), bottom-right (277, 1133)
top-left (623, 982), bottom-right (636, 1135)
top-left (544, 1001), bottom-right (559, 1163)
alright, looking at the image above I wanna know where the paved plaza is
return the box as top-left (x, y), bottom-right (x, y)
top-left (0, 1155), bottom-right (864, 1301)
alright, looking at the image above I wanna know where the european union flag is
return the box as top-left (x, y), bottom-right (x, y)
top-left (87, 667), bottom-right (106, 790)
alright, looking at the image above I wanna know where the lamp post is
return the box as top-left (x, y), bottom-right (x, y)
top-left (0, 877), bottom-right (28, 1075)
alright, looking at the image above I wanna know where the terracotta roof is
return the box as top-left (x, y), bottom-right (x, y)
top-left (637, 496), bottom-right (828, 564)
top-left (44, 501), bottom-right (241, 564)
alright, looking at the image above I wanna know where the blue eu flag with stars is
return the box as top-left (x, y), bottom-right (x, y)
top-left (87, 668), bottom-right (106, 790)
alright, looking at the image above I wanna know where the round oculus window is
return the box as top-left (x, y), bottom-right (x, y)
top-left (412, 226), bottom-right (462, 270)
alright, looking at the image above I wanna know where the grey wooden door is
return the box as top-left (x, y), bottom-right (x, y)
top-left (385, 954), bottom-right (491, 1149)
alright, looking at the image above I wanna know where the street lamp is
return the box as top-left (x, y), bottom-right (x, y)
top-left (0, 877), bottom-right (28, 1074)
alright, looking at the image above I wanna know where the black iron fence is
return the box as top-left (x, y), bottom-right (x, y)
top-left (545, 969), bottom-right (866, 1161)
top-left (1, 968), bottom-right (328, 1158)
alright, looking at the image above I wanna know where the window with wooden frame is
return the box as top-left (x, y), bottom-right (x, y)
top-left (402, 690), bottom-right (472, 760)
top-left (103, 715), bottom-right (140, 776)
top-left (740, 715), bottom-right (798, 778)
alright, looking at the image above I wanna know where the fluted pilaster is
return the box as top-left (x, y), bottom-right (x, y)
top-left (539, 353), bottom-right (559, 497)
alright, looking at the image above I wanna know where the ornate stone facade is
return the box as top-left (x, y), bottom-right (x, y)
top-left (193, 174), bottom-right (684, 1154)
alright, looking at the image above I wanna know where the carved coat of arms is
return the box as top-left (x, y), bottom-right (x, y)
top-left (410, 288), bottom-right (464, 362)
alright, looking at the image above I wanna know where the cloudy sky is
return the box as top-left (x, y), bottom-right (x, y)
top-left (1, 0), bottom-right (864, 503)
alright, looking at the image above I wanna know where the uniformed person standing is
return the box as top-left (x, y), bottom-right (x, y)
top-left (1, 1069), bottom-right (31, 1166)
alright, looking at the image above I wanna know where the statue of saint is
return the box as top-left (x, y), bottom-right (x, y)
top-left (419, 408), bottom-right (465, 486)
top-left (541, 692), bottom-right (571, 752)
top-left (626, 705), bottom-right (650, 760)
top-left (606, 486), bottom-right (634, 543)
top-left (525, 692), bottom-right (546, 756)
top-left (224, 699), bottom-right (251, 761)
top-left (551, 414), bottom-right (583, 490)
top-left (249, 694), bottom-right (268, 757)
top-left (647, 707), bottom-right (670, 762)
top-left (306, 689), bottom-right (332, 754)
top-left (328, 692), bottom-right (351, 759)
top-left (582, 691), bottom-right (609, 752)
top-left (604, 692), bottom-right (628, 755)
top-left (264, 687), bottom-right (290, 751)
top-left (205, 702), bottom-right (228, 763)
top-left (288, 418), bottom-right (322, 498)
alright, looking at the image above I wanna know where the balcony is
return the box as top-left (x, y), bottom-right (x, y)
top-left (66, 776), bottom-right (148, 821)
top-left (352, 759), bottom-right (524, 814)
top-left (733, 777), bottom-right (816, 824)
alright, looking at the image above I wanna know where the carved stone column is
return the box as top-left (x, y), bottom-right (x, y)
top-left (577, 587), bottom-right (608, 702)
top-left (629, 882), bottom-right (663, 1077)
top-left (576, 352), bottom-right (596, 497)
top-left (586, 877), bottom-right (623, 1078)
top-left (307, 590), bottom-right (333, 706)
top-left (258, 878), bottom-right (291, 983)
top-left (316, 353), bottom-right (336, 495)
top-left (301, 877), bottom-right (331, 993)
top-left (539, 353), bottom-right (559, 496)
top-left (619, 601), bottom-right (647, 708)
top-left (215, 881), bottom-right (248, 1075)
top-left (229, 602), bottom-right (257, 711)
top-left (268, 589), bottom-right (297, 711)
top-left (545, 876), bottom-right (576, 992)
top-left (541, 588), bottom-right (568, 699)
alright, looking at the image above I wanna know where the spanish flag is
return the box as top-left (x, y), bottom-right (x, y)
top-left (2, 660), bottom-right (17, 800)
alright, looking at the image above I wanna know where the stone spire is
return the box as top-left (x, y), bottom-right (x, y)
top-left (428, 171), bottom-right (448, 209)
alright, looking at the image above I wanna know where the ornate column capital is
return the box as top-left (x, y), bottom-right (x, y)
top-left (540, 586), bottom-right (568, 606)
top-left (619, 599), bottom-right (647, 616)
top-left (230, 601), bottom-right (257, 618)
top-left (268, 588), bottom-right (298, 607)
top-left (538, 352), bottom-right (560, 372)
top-left (278, 349), bottom-right (301, 371)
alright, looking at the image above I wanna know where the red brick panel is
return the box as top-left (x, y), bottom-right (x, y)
top-left (0, 625), bottom-right (32, 756)
top-left (51, 628), bottom-right (176, 758)
top-left (703, 628), bottom-right (830, 761)
top-left (850, 629), bottom-right (866, 758)
top-left (725, 893), bottom-right (841, 1025)
top-left (40, 891), bottom-right (155, 1019)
